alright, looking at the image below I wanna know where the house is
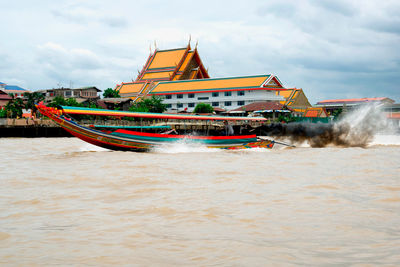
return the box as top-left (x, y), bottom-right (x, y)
top-left (116, 43), bottom-right (287, 112)
top-left (0, 83), bottom-right (30, 98)
top-left (0, 89), bottom-right (13, 107)
top-left (97, 97), bottom-right (133, 111)
top-left (37, 86), bottom-right (101, 104)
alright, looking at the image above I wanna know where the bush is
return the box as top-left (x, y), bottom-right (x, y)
top-left (193, 102), bottom-right (214, 113)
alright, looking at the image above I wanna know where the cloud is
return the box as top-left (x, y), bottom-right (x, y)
top-left (0, 0), bottom-right (399, 102)
top-left (52, 4), bottom-right (128, 28)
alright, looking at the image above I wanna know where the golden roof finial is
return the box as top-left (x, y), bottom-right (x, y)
top-left (154, 40), bottom-right (157, 51)
top-left (195, 40), bottom-right (198, 50)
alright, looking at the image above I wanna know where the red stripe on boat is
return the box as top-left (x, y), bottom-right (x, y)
top-left (114, 129), bottom-right (257, 140)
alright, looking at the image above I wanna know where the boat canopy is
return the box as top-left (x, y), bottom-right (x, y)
top-left (60, 106), bottom-right (267, 121)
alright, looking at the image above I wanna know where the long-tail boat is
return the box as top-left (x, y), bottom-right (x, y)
top-left (36, 104), bottom-right (275, 152)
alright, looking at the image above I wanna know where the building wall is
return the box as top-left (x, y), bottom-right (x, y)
top-left (157, 90), bottom-right (284, 112)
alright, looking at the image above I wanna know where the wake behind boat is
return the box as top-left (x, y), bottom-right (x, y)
top-left (36, 104), bottom-right (276, 152)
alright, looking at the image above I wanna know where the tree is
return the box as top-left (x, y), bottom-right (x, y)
top-left (103, 88), bottom-right (120, 98)
top-left (47, 96), bottom-right (67, 107)
top-left (193, 102), bottom-right (214, 113)
top-left (25, 92), bottom-right (45, 112)
top-left (129, 95), bottom-right (166, 113)
top-left (5, 98), bottom-right (24, 118)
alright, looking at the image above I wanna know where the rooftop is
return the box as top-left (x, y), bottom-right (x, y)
top-left (231, 101), bottom-right (288, 112)
top-left (317, 97), bottom-right (394, 105)
top-left (149, 75), bottom-right (284, 94)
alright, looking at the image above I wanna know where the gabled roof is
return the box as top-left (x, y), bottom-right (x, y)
top-left (279, 88), bottom-right (311, 109)
top-left (0, 89), bottom-right (13, 100)
top-left (4, 85), bottom-right (28, 91)
top-left (149, 75), bottom-right (284, 94)
top-left (136, 44), bottom-right (209, 82)
top-left (304, 107), bottom-right (328, 118)
top-left (118, 82), bottom-right (147, 94)
top-left (231, 101), bottom-right (287, 112)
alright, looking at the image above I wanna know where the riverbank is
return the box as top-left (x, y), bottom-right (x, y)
top-left (0, 118), bottom-right (72, 137)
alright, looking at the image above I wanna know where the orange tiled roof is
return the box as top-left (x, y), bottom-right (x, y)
top-left (304, 107), bottom-right (327, 118)
top-left (136, 45), bottom-right (209, 83)
top-left (147, 48), bottom-right (187, 70)
top-left (118, 82), bottom-right (147, 94)
top-left (150, 75), bottom-right (273, 94)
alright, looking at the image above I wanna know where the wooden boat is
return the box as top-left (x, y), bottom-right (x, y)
top-left (36, 104), bottom-right (275, 152)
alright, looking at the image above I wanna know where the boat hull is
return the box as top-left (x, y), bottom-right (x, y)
top-left (37, 105), bottom-right (274, 152)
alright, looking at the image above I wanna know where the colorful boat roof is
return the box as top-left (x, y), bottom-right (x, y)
top-left (60, 106), bottom-right (267, 121)
top-left (149, 75), bottom-right (284, 95)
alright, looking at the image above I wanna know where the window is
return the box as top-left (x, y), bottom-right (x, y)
top-left (65, 91), bottom-right (72, 97)
top-left (212, 92), bottom-right (219, 97)
top-left (237, 91), bottom-right (245, 96)
top-left (198, 97), bottom-right (209, 100)
top-left (188, 93), bottom-right (195, 98)
top-left (165, 95), bottom-right (172, 99)
top-left (188, 103), bottom-right (195, 108)
top-left (212, 102), bottom-right (219, 107)
top-left (177, 103), bottom-right (183, 108)
top-left (224, 91), bottom-right (232, 97)
top-left (238, 101), bottom-right (245, 106)
top-left (224, 101), bottom-right (232, 106)
top-left (166, 104), bottom-right (172, 108)
top-left (177, 94), bottom-right (183, 99)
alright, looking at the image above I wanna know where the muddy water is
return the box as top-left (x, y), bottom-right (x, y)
top-left (0, 137), bottom-right (399, 266)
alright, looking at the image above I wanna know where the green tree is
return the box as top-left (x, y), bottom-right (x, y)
top-left (129, 96), bottom-right (166, 113)
top-left (5, 98), bottom-right (24, 118)
top-left (103, 88), bottom-right (120, 98)
top-left (65, 98), bottom-right (82, 107)
top-left (193, 102), bottom-right (214, 113)
top-left (48, 96), bottom-right (67, 107)
top-left (25, 92), bottom-right (45, 112)
top-left (0, 107), bottom-right (7, 118)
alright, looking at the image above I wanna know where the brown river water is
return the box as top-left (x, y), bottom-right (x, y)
top-left (0, 136), bottom-right (400, 266)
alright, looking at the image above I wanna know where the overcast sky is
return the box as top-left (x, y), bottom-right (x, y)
top-left (1, 0), bottom-right (399, 104)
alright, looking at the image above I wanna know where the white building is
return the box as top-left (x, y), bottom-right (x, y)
top-left (148, 74), bottom-right (286, 112)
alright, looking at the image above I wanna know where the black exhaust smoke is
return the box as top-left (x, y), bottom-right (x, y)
top-left (256, 104), bottom-right (386, 148)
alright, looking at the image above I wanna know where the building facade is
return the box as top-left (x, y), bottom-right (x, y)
top-left (117, 43), bottom-right (291, 112)
top-left (148, 75), bottom-right (285, 112)
top-left (37, 86), bottom-right (101, 103)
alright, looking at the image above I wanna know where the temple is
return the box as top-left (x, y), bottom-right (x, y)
top-left (117, 42), bottom-right (296, 112)
top-left (116, 43), bottom-right (209, 103)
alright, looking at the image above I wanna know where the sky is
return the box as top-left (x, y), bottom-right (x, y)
top-left (1, 0), bottom-right (399, 104)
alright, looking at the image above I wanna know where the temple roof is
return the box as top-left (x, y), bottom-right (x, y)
top-left (136, 44), bottom-right (209, 82)
top-left (304, 107), bottom-right (328, 118)
top-left (149, 75), bottom-right (284, 94)
top-left (118, 82), bottom-right (147, 94)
